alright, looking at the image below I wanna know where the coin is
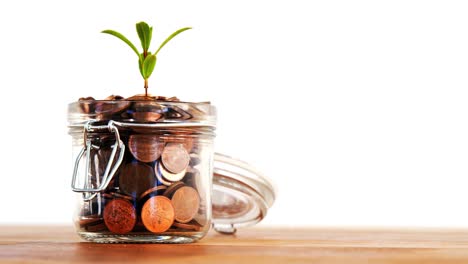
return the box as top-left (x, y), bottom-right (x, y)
top-left (164, 96), bottom-right (180, 102)
top-left (171, 186), bottom-right (200, 223)
top-left (180, 139), bottom-right (194, 153)
top-left (102, 193), bottom-right (113, 200)
top-left (157, 161), bottom-right (187, 183)
top-left (119, 162), bottom-right (156, 198)
top-left (103, 199), bottom-right (136, 234)
top-left (172, 221), bottom-right (202, 231)
top-left (79, 96), bottom-right (95, 101)
top-left (95, 100), bottom-right (130, 115)
top-left (109, 192), bottom-right (134, 202)
top-left (160, 136), bottom-right (194, 153)
top-left (126, 94), bottom-right (180, 101)
top-left (162, 181), bottom-right (185, 198)
top-left (161, 143), bottom-right (190, 174)
top-left (132, 112), bottom-right (162, 122)
top-left (141, 196), bottom-right (175, 233)
top-left (78, 97), bottom-right (95, 114)
top-left (154, 162), bottom-right (174, 186)
top-left (138, 185), bottom-right (168, 201)
top-left (126, 94), bottom-right (157, 101)
top-left (78, 215), bottom-right (103, 227)
top-left (131, 101), bottom-right (163, 122)
top-left (104, 95), bottom-right (124, 100)
top-left (78, 214), bottom-right (106, 232)
top-left (85, 222), bottom-right (107, 232)
top-left (128, 134), bottom-right (164, 162)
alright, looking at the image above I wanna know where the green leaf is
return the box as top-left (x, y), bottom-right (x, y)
top-left (142, 54), bottom-right (157, 78)
top-left (101, 30), bottom-right (140, 57)
top-left (136, 22), bottom-right (152, 52)
top-left (155, 27), bottom-right (192, 55)
top-left (149, 27), bottom-right (153, 51)
top-left (138, 54), bottom-right (144, 78)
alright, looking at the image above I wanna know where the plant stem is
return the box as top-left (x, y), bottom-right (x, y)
top-left (144, 79), bottom-right (148, 96)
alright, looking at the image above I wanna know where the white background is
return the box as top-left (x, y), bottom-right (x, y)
top-left (1, 0), bottom-right (468, 227)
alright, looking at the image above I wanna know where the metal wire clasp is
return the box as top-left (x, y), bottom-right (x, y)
top-left (71, 120), bottom-right (125, 201)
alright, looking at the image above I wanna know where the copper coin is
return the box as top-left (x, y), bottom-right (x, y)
top-left (78, 215), bottom-right (103, 227)
top-left (164, 96), bottom-right (180, 102)
top-left (126, 94), bottom-right (180, 101)
top-left (78, 97), bottom-right (95, 114)
top-left (160, 136), bottom-right (194, 153)
top-left (85, 222), bottom-right (107, 232)
top-left (79, 96), bottom-right (95, 101)
top-left (104, 95), bottom-right (124, 100)
top-left (119, 162), bottom-right (156, 198)
top-left (171, 186), bottom-right (200, 223)
top-left (161, 143), bottom-right (190, 174)
top-left (162, 181), bottom-right (185, 198)
top-left (181, 139), bottom-right (194, 153)
top-left (172, 221), bottom-right (202, 231)
top-left (127, 94), bottom-right (157, 101)
top-left (141, 196), bottom-right (175, 233)
top-left (103, 199), bottom-right (136, 234)
top-left (132, 112), bottom-right (162, 122)
top-left (102, 193), bottom-right (113, 199)
top-left (131, 101), bottom-right (163, 122)
top-left (95, 100), bottom-right (130, 115)
top-left (109, 192), bottom-right (134, 201)
top-left (158, 161), bottom-right (187, 183)
top-left (138, 185), bottom-right (168, 201)
top-left (128, 134), bottom-right (164, 162)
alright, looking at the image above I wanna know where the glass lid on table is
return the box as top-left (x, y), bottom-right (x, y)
top-left (212, 153), bottom-right (275, 234)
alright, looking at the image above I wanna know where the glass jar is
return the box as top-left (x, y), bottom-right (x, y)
top-left (68, 98), bottom-right (275, 243)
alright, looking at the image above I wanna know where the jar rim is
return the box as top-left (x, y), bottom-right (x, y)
top-left (67, 100), bottom-right (217, 128)
top-left (72, 99), bottom-right (212, 104)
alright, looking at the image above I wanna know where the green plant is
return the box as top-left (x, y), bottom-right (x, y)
top-left (102, 22), bottom-right (191, 96)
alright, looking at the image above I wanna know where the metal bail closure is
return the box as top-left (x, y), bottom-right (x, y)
top-left (71, 120), bottom-right (125, 201)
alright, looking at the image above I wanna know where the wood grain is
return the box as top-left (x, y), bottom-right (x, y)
top-left (2, 226), bottom-right (468, 263)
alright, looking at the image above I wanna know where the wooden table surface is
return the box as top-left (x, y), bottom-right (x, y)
top-left (2, 226), bottom-right (468, 263)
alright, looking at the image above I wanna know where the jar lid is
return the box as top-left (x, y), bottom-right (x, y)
top-left (212, 153), bottom-right (276, 234)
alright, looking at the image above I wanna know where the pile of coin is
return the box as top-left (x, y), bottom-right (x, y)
top-left (77, 132), bottom-right (206, 235)
top-left (77, 94), bottom-right (203, 123)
